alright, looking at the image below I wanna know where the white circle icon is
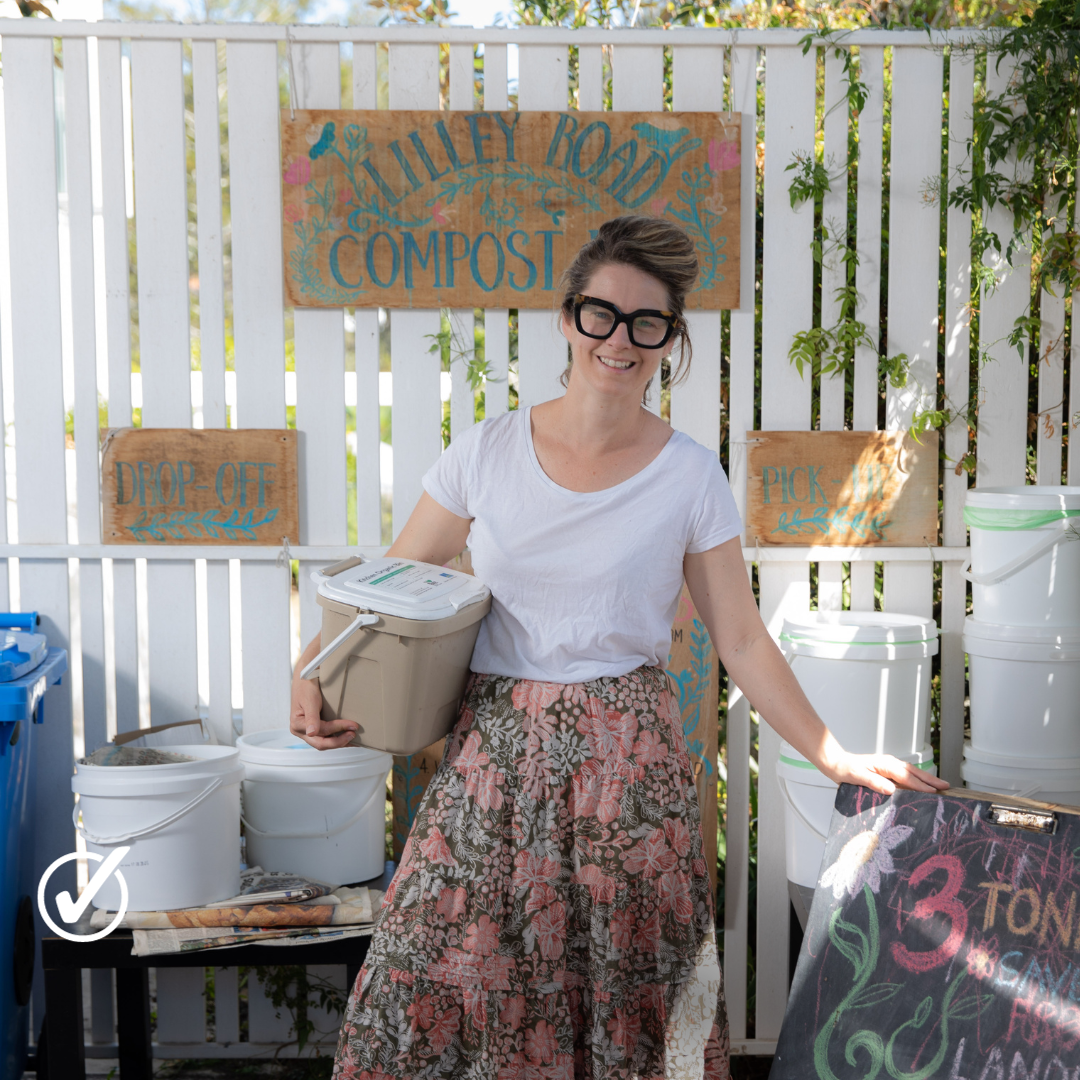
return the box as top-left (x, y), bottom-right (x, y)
top-left (37, 846), bottom-right (130, 943)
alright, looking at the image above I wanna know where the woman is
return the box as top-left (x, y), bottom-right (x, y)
top-left (291, 216), bottom-right (947, 1080)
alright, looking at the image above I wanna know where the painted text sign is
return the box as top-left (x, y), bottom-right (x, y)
top-left (101, 428), bottom-right (298, 545)
top-left (281, 110), bottom-right (741, 310)
top-left (773, 786), bottom-right (1080, 1079)
top-left (746, 430), bottom-right (938, 546)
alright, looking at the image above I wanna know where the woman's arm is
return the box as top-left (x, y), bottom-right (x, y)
top-left (289, 493), bottom-right (474, 749)
top-left (683, 537), bottom-right (948, 795)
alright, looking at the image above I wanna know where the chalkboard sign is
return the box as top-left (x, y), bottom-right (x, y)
top-left (772, 785), bottom-right (1080, 1080)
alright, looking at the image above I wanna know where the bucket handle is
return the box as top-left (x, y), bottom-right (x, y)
top-left (776, 772), bottom-right (829, 844)
top-left (963, 518), bottom-right (1080, 587)
top-left (74, 777), bottom-right (224, 846)
top-left (299, 612), bottom-right (380, 681)
top-left (241, 779), bottom-right (385, 840)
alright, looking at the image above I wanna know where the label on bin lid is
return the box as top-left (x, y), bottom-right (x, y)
top-left (316, 557), bottom-right (490, 620)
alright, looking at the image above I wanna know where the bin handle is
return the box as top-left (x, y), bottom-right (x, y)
top-left (776, 772), bottom-right (829, 844)
top-left (74, 778), bottom-right (224, 846)
top-left (300, 612), bottom-right (379, 681)
top-left (963, 519), bottom-right (1080, 587)
top-left (241, 780), bottom-right (385, 840)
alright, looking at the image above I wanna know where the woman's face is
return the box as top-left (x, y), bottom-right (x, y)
top-left (561, 262), bottom-right (672, 406)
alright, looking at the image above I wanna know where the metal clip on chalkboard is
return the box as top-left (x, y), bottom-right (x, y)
top-left (988, 803), bottom-right (1058, 834)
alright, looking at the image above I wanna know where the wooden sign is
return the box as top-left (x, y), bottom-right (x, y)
top-left (746, 430), bottom-right (938, 546)
top-left (774, 785), bottom-right (1080, 1079)
top-left (281, 109), bottom-right (741, 310)
top-left (101, 428), bottom-right (298, 545)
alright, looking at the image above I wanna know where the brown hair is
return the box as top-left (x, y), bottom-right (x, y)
top-left (557, 216), bottom-right (699, 391)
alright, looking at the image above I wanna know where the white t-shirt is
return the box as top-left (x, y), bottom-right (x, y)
top-left (422, 407), bottom-right (743, 683)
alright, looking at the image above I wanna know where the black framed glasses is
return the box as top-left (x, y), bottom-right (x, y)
top-left (573, 295), bottom-right (680, 350)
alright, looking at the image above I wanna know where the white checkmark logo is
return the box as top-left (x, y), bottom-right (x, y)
top-left (54, 845), bottom-right (130, 924)
top-left (38, 849), bottom-right (131, 943)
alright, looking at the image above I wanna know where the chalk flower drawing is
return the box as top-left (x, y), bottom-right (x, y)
top-left (819, 805), bottom-right (913, 900)
top-left (965, 933), bottom-right (999, 981)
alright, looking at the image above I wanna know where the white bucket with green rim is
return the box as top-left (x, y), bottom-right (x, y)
top-left (962, 743), bottom-right (1080, 808)
top-left (964, 486), bottom-right (1080, 626)
top-left (964, 617), bottom-right (1080, 759)
top-left (780, 611), bottom-right (938, 758)
top-left (777, 741), bottom-right (936, 888)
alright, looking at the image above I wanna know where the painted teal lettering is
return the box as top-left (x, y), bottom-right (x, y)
top-left (389, 140), bottom-right (423, 191)
top-left (470, 232), bottom-right (504, 292)
top-left (494, 112), bottom-right (520, 161)
top-left (330, 235), bottom-right (363, 289)
top-left (177, 461), bottom-right (195, 507)
top-left (216, 462), bottom-right (238, 507)
top-left (115, 461), bottom-right (137, 505)
top-left (408, 131), bottom-right (450, 182)
top-left (761, 466), bottom-right (780, 505)
top-left (156, 461), bottom-right (177, 506)
top-left (360, 158), bottom-right (403, 206)
top-left (572, 121), bottom-right (611, 179)
top-left (778, 467), bottom-right (792, 504)
top-left (506, 230), bottom-right (536, 291)
top-left (545, 114), bottom-right (579, 170)
top-left (434, 120), bottom-right (470, 170)
top-left (366, 232), bottom-right (400, 289)
top-left (137, 461), bottom-right (155, 507)
top-left (786, 466), bottom-right (807, 502)
top-left (467, 114), bottom-right (496, 165)
top-left (808, 465), bottom-right (828, 504)
top-left (444, 232), bottom-right (471, 287)
top-left (851, 463), bottom-right (860, 501)
top-left (256, 463), bottom-right (275, 508)
top-left (238, 462), bottom-right (255, 508)
top-left (403, 232), bottom-right (440, 289)
top-left (612, 150), bottom-right (667, 208)
top-left (604, 140), bottom-right (638, 197)
top-left (536, 230), bottom-right (562, 290)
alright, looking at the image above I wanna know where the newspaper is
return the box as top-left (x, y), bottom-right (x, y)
top-left (209, 867), bottom-right (337, 906)
top-left (130, 923), bottom-right (376, 957)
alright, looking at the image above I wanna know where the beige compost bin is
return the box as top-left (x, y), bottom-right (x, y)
top-left (304, 556), bottom-right (491, 755)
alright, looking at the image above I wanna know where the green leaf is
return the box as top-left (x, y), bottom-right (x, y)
top-left (849, 983), bottom-right (902, 1010)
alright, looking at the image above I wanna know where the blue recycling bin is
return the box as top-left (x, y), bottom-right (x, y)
top-left (0, 613), bottom-right (66, 1080)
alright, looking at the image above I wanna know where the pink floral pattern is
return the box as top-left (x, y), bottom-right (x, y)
top-left (334, 666), bottom-right (729, 1080)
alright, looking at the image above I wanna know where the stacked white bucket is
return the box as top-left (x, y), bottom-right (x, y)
top-left (961, 487), bottom-right (1080, 804)
top-left (775, 611), bottom-right (939, 889)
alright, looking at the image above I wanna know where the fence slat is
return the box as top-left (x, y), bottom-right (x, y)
top-left (576, 44), bottom-right (602, 111)
top-left (294, 43), bottom-right (348, 648)
top-left (850, 45), bottom-right (884, 612)
top-left (193, 39), bottom-right (233, 744)
top-left (388, 45), bottom-right (442, 539)
top-left (227, 41), bottom-right (292, 733)
top-left (977, 55), bottom-right (1030, 488)
top-left (482, 48), bottom-right (510, 421)
top-left (213, 967), bottom-right (240, 1043)
top-left (1037, 202), bottom-right (1066, 485)
top-left (3, 35), bottom-right (76, 1026)
top-left (881, 47), bottom-right (941, 619)
top-left (517, 45), bottom-right (568, 408)
top-left (155, 967), bottom-right (206, 1043)
top-left (64, 39), bottom-right (108, 752)
top-left (756, 43), bottom-right (817, 1037)
top-left (940, 50), bottom-right (975, 786)
top-left (131, 40), bottom-right (199, 726)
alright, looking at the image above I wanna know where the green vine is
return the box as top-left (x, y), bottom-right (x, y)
top-left (255, 965), bottom-right (348, 1052)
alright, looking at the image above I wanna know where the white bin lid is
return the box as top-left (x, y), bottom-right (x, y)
top-left (237, 730), bottom-right (392, 777)
top-left (781, 610), bottom-right (938, 646)
top-left (963, 617), bottom-right (1080, 647)
top-left (965, 486), bottom-right (1080, 511)
top-left (314, 558), bottom-right (490, 621)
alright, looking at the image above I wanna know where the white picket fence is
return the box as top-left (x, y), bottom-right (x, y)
top-left (0, 18), bottom-right (1073, 1058)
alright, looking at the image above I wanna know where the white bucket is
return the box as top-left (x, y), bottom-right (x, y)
top-left (965, 486), bottom-right (1080, 626)
top-left (961, 743), bottom-right (1080, 809)
top-left (237, 731), bottom-right (393, 885)
top-left (780, 611), bottom-right (938, 758)
top-left (964, 618), bottom-right (1080, 759)
top-left (777, 741), bottom-right (936, 889)
top-left (72, 745), bottom-right (243, 911)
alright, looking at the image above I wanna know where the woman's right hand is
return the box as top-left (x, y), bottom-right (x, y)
top-left (290, 675), bottom-right (358, 749)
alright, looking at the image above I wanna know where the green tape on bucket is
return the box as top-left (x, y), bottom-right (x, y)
top-left (779, 754), bottom-right (819, 770)
top-left (963, 506), bottom-right (1080, 531)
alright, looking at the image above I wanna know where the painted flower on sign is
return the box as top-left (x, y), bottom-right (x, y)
top-left (819, 805), bottom-right (912, 900)
top-left (283, 157), bottom-right (311, 186)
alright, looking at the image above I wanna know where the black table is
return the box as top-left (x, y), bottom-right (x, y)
top-left (39, 864), bottom-right (394, 1080)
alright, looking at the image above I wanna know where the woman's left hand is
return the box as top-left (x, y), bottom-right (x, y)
top-left (821, 752), bottom-right (951, 796)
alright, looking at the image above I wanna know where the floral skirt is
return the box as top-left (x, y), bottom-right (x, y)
top-left (333, 666), bottom-right (730, 1080)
